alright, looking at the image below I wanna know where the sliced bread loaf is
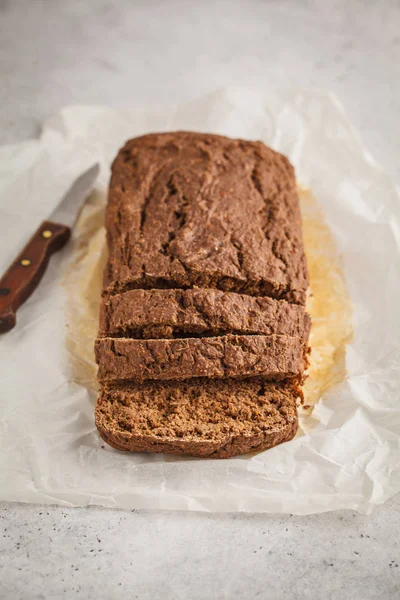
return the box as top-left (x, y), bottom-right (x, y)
top-left (95, 132), bottom-right (310, 459)
top-left (95, 379), bottom-right (299, 458)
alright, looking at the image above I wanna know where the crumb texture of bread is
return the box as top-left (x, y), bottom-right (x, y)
top-left (100, 288), bottom-right (310, 339)
top-left (95, 379), bottom-right (299, 458)
top-left (104, 132), bottom-right (308, 304)
top-left (95, 334), bottom-right (305, 383)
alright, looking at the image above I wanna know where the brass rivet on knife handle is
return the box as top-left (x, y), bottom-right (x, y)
top-left (0, 220), bottom-right (71, 334)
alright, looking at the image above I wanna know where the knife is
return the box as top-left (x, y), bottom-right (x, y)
top-left (0, 164), bottom-right (100, 334)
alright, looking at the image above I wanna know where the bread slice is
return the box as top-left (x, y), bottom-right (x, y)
top-left (104, 132), bottom-right (308, 304)
top-left (95, 379), bottom-right (299, 458)
top-left (95, 334), bottom-right (305, 383)
top-left (99, 288), bottom-right (311, 339)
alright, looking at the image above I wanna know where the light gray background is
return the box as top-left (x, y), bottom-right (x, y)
top-left (0, 1), bottom-right (399, 598)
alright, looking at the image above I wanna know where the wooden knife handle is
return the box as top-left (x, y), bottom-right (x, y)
top-left (0, 220), bottom-right (71, 333)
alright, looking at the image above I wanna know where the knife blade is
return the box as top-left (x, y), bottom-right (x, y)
top-left (0, 163), bottom-right (100, 334)
top-left (49, 164), bottom-right (100, 227)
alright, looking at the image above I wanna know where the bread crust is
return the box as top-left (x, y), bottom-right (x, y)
top-left (96, 421), bottom-right (298, 459)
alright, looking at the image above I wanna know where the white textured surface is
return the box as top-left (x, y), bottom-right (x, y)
top-left (0, 0), bottom-right (400, 598)
top-left (1, 497), bottom-right (400, 600)
top-left (1, 0), bottom-right (399, 184)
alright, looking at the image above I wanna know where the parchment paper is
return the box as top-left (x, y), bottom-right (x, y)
top-left (1, 88), bottom-right (399, 514)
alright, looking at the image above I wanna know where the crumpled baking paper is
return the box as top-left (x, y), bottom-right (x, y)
top-left (0, 87), bottom-right (399, 514)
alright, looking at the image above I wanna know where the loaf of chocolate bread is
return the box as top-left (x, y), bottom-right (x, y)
top-left (95, 132), bottom-right (310, 458)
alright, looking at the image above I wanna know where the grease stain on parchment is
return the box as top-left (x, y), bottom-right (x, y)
top-left (299, 186), bottom-right (353, 434)
top-left (63, 189), bottom-right (108, 395)
top-left (63, 186), bottom-right (353, 432)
